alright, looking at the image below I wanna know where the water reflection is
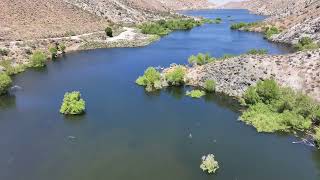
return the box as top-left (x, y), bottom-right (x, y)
top-left (0, 95), bottom-right (16, 109)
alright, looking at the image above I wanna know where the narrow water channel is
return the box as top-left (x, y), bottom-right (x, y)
top-left (0, 9), bottom-right (319, 180)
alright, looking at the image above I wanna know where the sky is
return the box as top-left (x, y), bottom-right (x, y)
top-left (210, 0), bottom-right (244, 5)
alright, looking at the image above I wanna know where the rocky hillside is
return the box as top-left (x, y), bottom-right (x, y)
top-left (185, 50), bottom-right (320, 102)
top-left (222, 0), bottom-right (320, 45)
top-left (0, 0), bottom-right (214, 41)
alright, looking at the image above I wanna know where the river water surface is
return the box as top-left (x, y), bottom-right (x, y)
top-left (0, 10), bottom-right (320, 180)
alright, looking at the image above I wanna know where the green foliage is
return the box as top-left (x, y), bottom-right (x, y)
top-left (0, 48), bottom-right (9, 56)
top-left (135, 67), bottom-right (162, 91)
top-left (218, 54), bottom-right (235, 60)
top-left (241, 79), bottom-right (318, 133)
top-left (139, 18), bottom-right (202, 36)
top-left (214, 18), bottom-right (222, 24)
top-left (264, 26), bottom-right (280, 39)
top-left (0, 60), bottom-right (25, 75)
top-left (200, 18), bottom-right (214, 24)
top-left (165, 66), bottom-right (186, 86)
top-left (314, 127), bottom-right (320, 147)
top-left (200, 154), bottom-right (219, 174)
top-left (186, 90), bottom-right (206, 98)
top-left (0, 73), bottom-right (12, 95)
top-left (30, 51), bottom-right (47, 67)
top-left (294, 37), bottom-right (319, 51)
top-left (246, 48), bottom-right (268, 55)
top-left (60, 91), bottom-right (86, 115)
top-left (49, 46), bottom-right (58, 59)
top-left (230, 22), bottom-right (258, 30)
top-left (58, 43), bottom-right (66, 53)
top-left (204, 79), bottom-right (216, 92)
top-left (188, 53), bottom-right (215, 65)
top-left (105, 27), bottom-right (113, 37)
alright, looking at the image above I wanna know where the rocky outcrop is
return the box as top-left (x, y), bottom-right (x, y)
top-left (184, 50), bottom-right (320, 101)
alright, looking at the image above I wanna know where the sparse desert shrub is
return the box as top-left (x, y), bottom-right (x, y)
top-left (204, 79), bottom-right (216, 92)
top-left (105, 27), bottom-right (113, 37)
top-left (264, 26), bottom-right (280, 39)
top-left (200, 154), bottom-right (219, 174)
top-left (186, 90), bottom-right (206, 98)
top-left (30, 51), bottom-right (47, 67)
top-left (188, 53), bottom-right (215, 66)
top-left (136, 67), bottom-right (162, 91)
top-left (246, 48), bottom-right (268, 55)
top-left (294, 37), bottom-right (319, 51)
top-left (58, 43), bottom-right (66, 53)
top-left (49, 46), bottom-right (58, 59)
top-left (165, 66), bottom-right (186, 86)
top-left (0, 48), bottom-right (9, 56)
top-left (0, 73), bottom-right (12, 95)
top-left (60, 91), bottom-right (86, 115)
top-left (0, 60), bottom-right (25, 75)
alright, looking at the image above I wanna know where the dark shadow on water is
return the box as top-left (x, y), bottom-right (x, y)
top-left (165, 86), bottom-right (185, 100)
top-left (0, 95), bottom-right (16, 109)
top-left (63, 114), bottom-right (87, 125)
top-left (204, 92), bottom-right (242, 113)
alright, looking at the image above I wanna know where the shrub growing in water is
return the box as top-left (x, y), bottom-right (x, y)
top-left (204, 79), bottom-right (216, 92)
top-left (294, 37), bottom-right (319, 51)
top-left (30, 51), bottom-right (47, 67)
top-left (246, 48), bottom-right (268, 55)
top-left (105, 27), bottom-right (113, 37)
top-left (165, 66), bottom-right (186, 86)
top-left (0, 73), bottom-right (12, 95)
top-left (186, 90), bottom-right (206, 98)
top-left (60, 91), bottom-right (86, 115)
top-left (200, 154), bottom-right (219, 174)
top-left (136, 67), bottom-right (162, 91)
top-left (188, 53), bottom-right (215, 66)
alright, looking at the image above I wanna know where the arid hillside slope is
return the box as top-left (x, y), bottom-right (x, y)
top-left (0, 0), bottom-right (214, 41)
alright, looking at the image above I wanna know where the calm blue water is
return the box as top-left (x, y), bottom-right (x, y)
top-left (0, 9), bottom-right (319, 180)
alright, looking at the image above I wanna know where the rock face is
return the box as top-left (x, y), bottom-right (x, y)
top-left (221, 0), bottom-right (320, 45)
top-left (185, 50), bottom-right (320, 102)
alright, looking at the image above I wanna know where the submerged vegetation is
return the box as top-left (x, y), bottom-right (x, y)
top-left (139, 18), bottom-right (208, 36)
top-left (188, 53), bottom-right (215, 65)
top-left (241, 79), bottom-right (319, 135)
top-left (294, 37), bottom-right (319, 51)
top-left (186, 90), bottom-right (206, 98)
top-left (200, 154), bottom-right (219, 174)
top-left (60, 91), bottom-right (86, 115)
top-left (0, 73), bottom-right (12, 95)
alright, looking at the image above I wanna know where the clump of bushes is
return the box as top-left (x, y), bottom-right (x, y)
top-left (136, 67), bottom-right (162, 92)
top-left (294, 37), bottom-right (319, 51)
top-left (49, 46), bottom-right (58, 59)
top-left (105, 27), bottom-right (113, 37)
top-left (60, 91), bottom-right (86, 115)
top-left (188, 53), bottom-right (215, 66)
top-left (214, 18), bottom-right (222, 24)
top-left (314, 127), bottom-right (320, 147)
top-left (264, 26), bottom-right (280, 39)
top-left (58, 43), bottom-right (66, 53)
top-left (241, 79), bottom-right (319, 133)
top-left (165, 66), bottom-right (186, 86)
top-left (200, 154), bottom-right (219, 174)
top-left (186, 90), bottom-right (206, 98)
top-left (246, 48), bottom-right (268, 55)
top-left (139, 18), bottom-right (203, 36)
top-left (30, 51), bottom-right (47, 67)
top-left (204, 79), bottom-right (216, 92)
top-left (230, 22), bottom-right (258, 30)
top-left (0, 60), bottom-right (25, 75)
top-left (0, 73), bottom-right (12, 95)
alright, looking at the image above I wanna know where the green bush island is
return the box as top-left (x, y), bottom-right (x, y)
top-left (204, 79), bottom-right (216, 92)
top-left (294, 37), bottom-right (319, 51)
top-left (264, 26), bottom-right (280, 39)
top-left (188, 53), bottom-right (215, 65)
top-left (105, 27), bottom-right (113, 37)
top-left (165, 66), bottom-right (186, 86)
top-left (186, 90), bottom-right (206, 98)
top-left (136, 67), bottom-right (162, 91)
top-left (60, 91), bottom-right (86, 115)
top-left (214, 18), bottom-right (222, 24)
top-left (200, 154), bottom-right (219, 174)
top-left (246, 48), bottom-right (268, 55)
top-left (241, 79), bottom-right (319, 133)
top-left (30, 51), bottom-right (47, 67)
top-left (0, 73), bottom-right (12, 95)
